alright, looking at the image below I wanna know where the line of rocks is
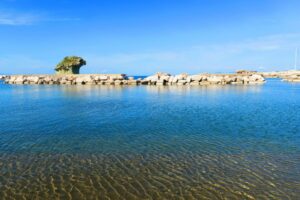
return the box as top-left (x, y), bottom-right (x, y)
top-left (2, 73), bottom-right (266, 86)
top-left (142, 73), bottom-right (265, 85)
top-left (258, 70), bottom-right (300, 79)
top-left (282, 74), bottom-right (300, 82)
top-left (254, 70), bottom-right (300, 82)
top-left (2, 74), bottom-right (140, 85)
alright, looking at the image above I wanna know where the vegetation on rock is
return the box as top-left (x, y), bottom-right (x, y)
top-left (55, 56), bottom-right (86, 74)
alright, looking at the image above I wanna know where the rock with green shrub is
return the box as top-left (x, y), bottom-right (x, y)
top-left (55, 56), bottom-right (86, 74)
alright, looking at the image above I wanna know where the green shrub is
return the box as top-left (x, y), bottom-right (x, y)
top-left (55, 56), bottom-right (86, 74)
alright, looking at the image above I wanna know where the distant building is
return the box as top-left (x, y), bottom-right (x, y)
top-left (236, 70), bottom-right (257, 75)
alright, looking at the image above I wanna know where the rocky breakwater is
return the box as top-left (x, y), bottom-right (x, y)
top-left (4, 73), bottom-right (265, 86)
top-left (258, 70), bottom-right (300, 79)
top-left (281, 71), bottom-right (300, 82)
top-left (142, 73), bottom-right (265, 85)
top-left (3, 74), bottom-right (140, 85)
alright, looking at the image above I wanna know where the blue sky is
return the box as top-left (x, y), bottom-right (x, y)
top-left (1, 0), bottom-right (300, 75)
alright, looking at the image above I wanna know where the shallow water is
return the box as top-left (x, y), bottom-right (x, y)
top-left (0, 79), bottom-right (300, 199)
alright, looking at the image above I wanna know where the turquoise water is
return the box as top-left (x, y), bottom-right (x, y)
top-left (0, 79), bottom-right (300, 199)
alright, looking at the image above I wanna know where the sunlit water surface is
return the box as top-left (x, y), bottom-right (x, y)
top-left (0, 79), bottom-right (300, 199)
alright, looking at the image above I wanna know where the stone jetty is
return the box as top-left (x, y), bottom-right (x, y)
top-left (281, 72), bottom-right (300, 82)
top-left (258, 70), bottom-right (300, 79)
top-left (2, 72), bottom-right (266, 86)
top-left (252, 70), bottom-right (300, 82)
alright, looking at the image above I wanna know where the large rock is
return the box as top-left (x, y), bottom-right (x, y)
top-left (248, 74), bottom-right (265, 84)
top-left (75, 76), bottom-right (93, 84)
top-left (141, 80), bottom-right (149, 85)
top-left (242, 76), bottom-right (250, 84)
top-left (110, 74), bottom-right (126, 80)
top-left (128, 80), bottom-right (138, 85)
top-left (99, 75), bottom-right (108, 81)
top-left (171, 76), bottom-right (178, 84)
top-left (207, 76), bottom-right (223, 84)
top-left (189, 81), bottom-right (200, 86)
top-left (200, 81), bottom-right (211, 86)
top-left (223, 76), bottom-right (235, 84)
top-left (44, 76), bottom-right (53, 84)
top-left (177, 80), bottom-right (187, 85)
top-left (55, 56), bottom-right (86, 75)
top-left (174, 73), bottom-right (188, 80)
top-left (15, 76), bottom-right (25, 84)
top-left (145, 75), bottom-right (159, 83)
top-left (160, 75), bottom-right (170, 81)
top-left (189, 75), bottom-right (203, 82)
top-left (27, 76), bottom-right (40, 84)
top-left (156, 80), bottom-right (165, 86)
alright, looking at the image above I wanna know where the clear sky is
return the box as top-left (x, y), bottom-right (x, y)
top-left (1, 0), bottom-right (300, 75)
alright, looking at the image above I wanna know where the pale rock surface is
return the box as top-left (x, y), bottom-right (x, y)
top-left (207, 76), bottom-right (223, 84)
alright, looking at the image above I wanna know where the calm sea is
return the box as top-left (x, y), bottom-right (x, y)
top-left (0, 79), bottom-right (299, 199)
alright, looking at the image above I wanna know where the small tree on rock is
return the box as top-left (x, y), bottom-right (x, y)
top-left (55, 56), bottom-right (86, 75)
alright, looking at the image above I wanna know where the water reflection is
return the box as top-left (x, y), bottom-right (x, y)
top-left (7, 84), bottom-right (264, 99)
top-left (145, 84), bottom-right (263, 95)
